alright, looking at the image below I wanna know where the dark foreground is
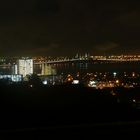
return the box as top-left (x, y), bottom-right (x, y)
top-left (1, 84), bottom-right (140, 138)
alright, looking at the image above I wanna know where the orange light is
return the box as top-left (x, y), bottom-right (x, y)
top-left (116, 80), bottom-right (119, 84)
top-left (68, 78), bottom-right (71, 81)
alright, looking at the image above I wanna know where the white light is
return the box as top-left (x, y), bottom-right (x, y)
top-left (72, 80), bottom-right (79, 84)
top-left (30, 85), bottom-right (33, 88)
top-left (133, 99), bottom-right (136, 103)
top-left (88, 80), bottom-right (97, 88)
top-left (43, 80), bottom-right (48, 85)
top-left (113, 72), bottom-right (117, 76)
top-left (89, 81), bottom-right (96, 85)
top-left (88, 84), bottom-right (96, 88)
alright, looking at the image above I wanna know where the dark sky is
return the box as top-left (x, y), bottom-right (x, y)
top-left (0, 0), bottom-right (140, 56)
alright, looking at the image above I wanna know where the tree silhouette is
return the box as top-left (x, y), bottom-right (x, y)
top-left (28, 74), bottom-right (42, 86)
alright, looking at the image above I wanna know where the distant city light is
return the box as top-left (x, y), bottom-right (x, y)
top-left (113, 72), bottom-right (117, 77)
top-left (88, 80), bottom-right (97, 88)
top-left (72, 80), bottom-right (79, 84)
top-left (132, 72), bottom-right (135, 77)
top-left (43, 80), bottom-right (47, 85)
top-left (0, 55), bottom-right (140, 88)
top-left (90, 81), bottom-right (96, 84)
top-left (30, 85), bottom-right (33, 88)
top-left (111, 90), bottom-right (116, 96)
top-left (116, 80), bottom-right (119, 84)
top-left (133, 99), bottom-right (136, 103)
top-left (68, 78), bottom-right (71, 81)
top-left (0, 75), bottom-right (22, 82)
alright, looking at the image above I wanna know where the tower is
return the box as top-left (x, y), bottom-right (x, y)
top-left (17, 58), bottom-right (33, 77)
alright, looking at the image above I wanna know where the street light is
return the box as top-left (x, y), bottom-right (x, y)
top-left (113, 72), bottom-right (117, 77)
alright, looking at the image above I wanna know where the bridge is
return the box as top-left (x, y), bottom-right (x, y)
top-left (34, 58), bottom-right (84, 65)
top-left (0, 58), bottom-right (140, 67)
top-left (34, 58), bottom-right (140, 65)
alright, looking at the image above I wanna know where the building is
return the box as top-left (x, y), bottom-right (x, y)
top-left (41, 64), bottom-right (56, 76)
top-left (17, 59), bottom-right (33, 77)
top-left (0, 74), bottom-right (23, 82)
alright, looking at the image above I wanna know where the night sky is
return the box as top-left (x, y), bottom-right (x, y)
top-left (0, 0), bottom-right (140, 56)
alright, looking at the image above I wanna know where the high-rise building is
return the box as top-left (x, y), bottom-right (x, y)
top-left (17, 59), bottom-right (33, 77)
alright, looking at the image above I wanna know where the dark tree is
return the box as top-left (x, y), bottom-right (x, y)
top-left (28, 74), bottom-right (42, 87)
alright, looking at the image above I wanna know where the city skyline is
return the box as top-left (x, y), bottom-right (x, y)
top-left (1, 0), bottom-right (140, 133)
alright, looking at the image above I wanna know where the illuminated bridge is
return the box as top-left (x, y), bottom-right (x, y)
top-left (34, 58), bottom-right (140, 65)
top-left (33, 58), bottom-right (140, 76)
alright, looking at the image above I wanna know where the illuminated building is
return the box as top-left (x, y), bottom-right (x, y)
top-left (0, 75), bottom-right (22, 82)
top-left (17, 59), bottom-right (33, 77)
top-left (41, 64), bottom-right (56, 75)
